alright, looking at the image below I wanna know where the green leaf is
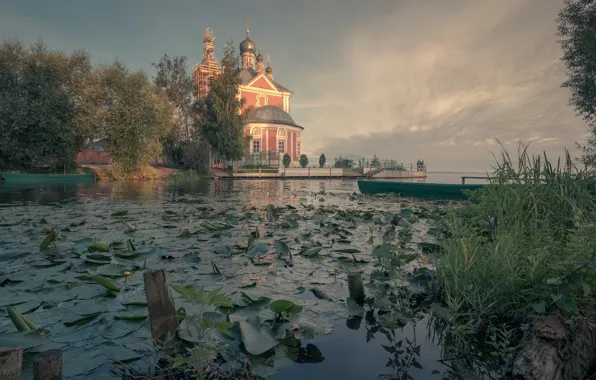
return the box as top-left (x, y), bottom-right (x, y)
top-left (114, 314), bottom-right (147, 321)
top-left (82, 275), bottom-right (120, 292)
top-left (303, 247), bottom-right (323, 257)
top-left (63, 312), bottom-right (101, 327)
top-left (531, 300), bottom-right (546, 314)
top-left (72, 237), bottom-right (94, 254)
top-left (88, 241), bottom-right (110, 253)
top-left (96, 264), bottom-right (129, 278)
top-left (7, 306), bottom-right (34, 331)
top-left (111, 209), bottom-right (129, 217)
top-left (247, 243), bottom-right (270, 258)
top-left (238, 317), bottom-right (279, 355)
top-left (266, 204), bottom-right (278, 222)
top-left (206, 289), bottom-right (232, 307)
top-left (372, 244), bottom-right (396, 259)
top-left (211, 261), bottom-right (222, 275)
top-left (334, 248), bottom-right (361, 254)
top-left (270, 299), bottom-right (302, 314)
top-left (274, 240), bottom-right (291, 258)
top-left (280, 219), bottom-right (299, 228)
top-left (39, 229), bottom-right (60, 249)
top-left (201, 222), bottom-right (219, 230)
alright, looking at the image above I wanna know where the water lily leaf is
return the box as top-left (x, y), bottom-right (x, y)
top-left (39, 229), bottom-right (60, 249)
top-left (62, 311), bottom-right (101, 327)
top-left (114, 314), bottom-right (148, 321)
top-left (238, 316), bottom-right (279, 355)
top-left (212, 261), bottom-right (222, 275)
top-left (346, 297), bottom-right (364, 317)
top-left (240, 282), bottom-right (257, 288)
top-left (111, 210), bottom-right (129, 217)
top-left (400, 209), bottom-right (414, 217)
top-left (303, 247), bottom-right (323, 257)
top-left (201, 222), bottom-right (219, 230)
top-left (266, 204), bottom-right (278, 222)
top-left (7, 306), bottom-right (35, 331)
top-left (80, 254), bottom-right (111, 265)
top-left (280, 219), bottom-right (299, 228)
top-left (270, 300), bottom-right (302, 314)
top-left (310, 288), bottom-right (331, 300)
top-left (334, 248), bottom-right (361, 254)
top-left (88, 242), bottom-right (110, 253)
top-left (274, 240), bottom-right (291, 258)
top-left (372, 244), bottom-right (396, 259)
top-left (214, 245), bottom-right (233, 255)
top-left (114, 251), bottom-right (140, 259)
top-left (96, 264), bottom-right (128, 277)
top-left (248, 243), bottom-right (270, 258)
top-left (81, 275), bottom-right (120, 292)
top-left (72, 237), bottom-right (94, 254)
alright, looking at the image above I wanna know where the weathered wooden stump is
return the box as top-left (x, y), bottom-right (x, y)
top-left (0, 347), bottom-right (23, 380)
top-left (144, 269), bottom-right (178, 343)
top-left (512, 313), bottom-right (596, 380)
top-left (33, 349), bottom-right (62, 380)
top-left (347, 272), bottom-right (365, 305)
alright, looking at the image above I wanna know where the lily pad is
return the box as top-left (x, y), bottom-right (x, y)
top-left (88, 242), bottom-right (110, 253)
top-left (237, 316), bottom-right (279, 355)
top-left (96, 264), bottom-right (129, 278)
top-left (274, 240), bottom-right (291, 258)
top-left (248, 243), bottom-right (270, 258)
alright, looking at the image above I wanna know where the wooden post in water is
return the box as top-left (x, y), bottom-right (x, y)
top-left (33, 349), bottom-right (62, 380)
top-left (0, 347), bottom-right (23, 380)
top-left (144, 270), bottom-right (178, 343)
top-left (347, 273), bottom-right (365, 305)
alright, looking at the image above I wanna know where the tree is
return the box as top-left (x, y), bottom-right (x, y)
top-left (299, 154), bottom-right (308, 168)
top-left (152, 54), bottom-right (195, 165)
top-left (319, 153), bottom-right (326, 168)
top-left (195, 41), bottom-right (248, 161)
top-left (557, 1), bottom-right (596, 166)
top-left (282, 153), bottom-right (291, 168)
top-left (91, 61), bottom-right (174, 177)
top-left (0, 41), bottom-right (93, 172)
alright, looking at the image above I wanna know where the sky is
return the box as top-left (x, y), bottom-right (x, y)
top-left (0, 0), bottom-right (588, 172)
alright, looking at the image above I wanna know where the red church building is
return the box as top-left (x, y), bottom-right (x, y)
top-left (192, 23), bottom-right (303, 164)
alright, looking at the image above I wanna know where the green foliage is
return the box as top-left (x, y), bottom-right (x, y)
top-left (152, 54), bottom-right (196, 165)
top-left (282, 153), bottom-right (291, 168)
top-left (92, 61), bottom-right (174, 177)
top-left (299, 154), bottom-right (308, 168)
top-left (0, 41), bottom-right (93, 172)
top-left (334, 157), bottom-right (352, 168)
top-left (195, 41), bottom-right (248, 161)
top-left (169, 285), bottom-right (233, 376)
top-left (557, 1), bottom-right (596, 167)
top-left (437, 143), bottom-right (596, 352)
top-left (319, 153), bottom-right (326, 168)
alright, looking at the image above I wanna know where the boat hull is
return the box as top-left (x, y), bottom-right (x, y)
top-left (357, 180), bottom-right (484, 200)
top-left (0, 172), bottom-right (95, 183)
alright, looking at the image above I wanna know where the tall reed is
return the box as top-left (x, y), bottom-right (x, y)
top-left (436, 144), bottom-right (596, 345)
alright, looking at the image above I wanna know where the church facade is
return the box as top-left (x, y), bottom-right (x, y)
top-left (192, 23), bottom-right (303, 163)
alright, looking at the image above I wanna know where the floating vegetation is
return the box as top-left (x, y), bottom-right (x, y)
top-left (0, 184), bottom-right (448, 379)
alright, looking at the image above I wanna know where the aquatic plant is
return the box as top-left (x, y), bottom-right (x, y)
top-left (436, 144), bottom-right (596, 361)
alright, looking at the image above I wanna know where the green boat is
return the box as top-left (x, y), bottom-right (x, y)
top-left (0, 172), bottom-right (95, 183)
top-left (357, 180), bottom-right (484, 200)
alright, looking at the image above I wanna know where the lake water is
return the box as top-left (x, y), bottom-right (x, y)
top-left (0, 177), bottom-right (485, 380)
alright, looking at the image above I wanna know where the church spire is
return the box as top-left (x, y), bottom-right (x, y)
top-left (266, 54), bottom-right (273, 80)
top-left (256, 47), bottom-right (264, 74)
top-left (240, 20), bottom-right (256, 69)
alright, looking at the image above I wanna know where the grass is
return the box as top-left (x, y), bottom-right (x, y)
top-left (436, 144), bottom-right (596, 358)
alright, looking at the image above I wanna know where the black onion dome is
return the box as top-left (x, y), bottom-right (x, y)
top-left (247, 105), bottom-right (302, 129)
top-left (240, 38), bottom-right (256, 54)
top-left (266, 65), bottom-right (272, 74)
top-left (256, 53), bottom-right (263, 62)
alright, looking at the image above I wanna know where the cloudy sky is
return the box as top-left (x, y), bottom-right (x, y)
top-left (0, 0), bottom-right (587, 171)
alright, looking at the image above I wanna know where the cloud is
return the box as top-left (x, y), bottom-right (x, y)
top-left (294, 0), bottom-right (587, 171)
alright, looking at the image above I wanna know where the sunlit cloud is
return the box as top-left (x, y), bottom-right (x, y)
top-left (293, 0), bottom-right (587, 171)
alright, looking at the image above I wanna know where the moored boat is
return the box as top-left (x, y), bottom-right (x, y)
top-left (0, 172), bottom-right (95, 183)
top-left (357, 180), bottom-right (484, 200)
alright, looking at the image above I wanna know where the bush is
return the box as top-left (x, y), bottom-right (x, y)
top-left (436, 144), bottom-right (596, 350)
top-left (299, 154), bottom-right (308, 168)
top-left (282, 154), bottom-right (291, 168)
top-left (181, 141), bottom-right (210, 173)
top-left (319, 154), bottom-right (326, 168)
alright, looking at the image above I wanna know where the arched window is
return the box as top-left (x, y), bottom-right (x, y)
top-left (277, 128), bottom-right (286, 137)
top-left (252, 140), bottom-right (260, 153)
top-left (251, 127), bottom-right (261, 136)
top-left (278, 141), bottom-right (285, 153)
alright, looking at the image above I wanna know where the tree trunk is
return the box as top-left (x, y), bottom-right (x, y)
top-left (512, 313), bottom-right (596, 380)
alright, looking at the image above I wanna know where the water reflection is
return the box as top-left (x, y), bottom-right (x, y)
top-left (0, 179), bottom-right (360, 205)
